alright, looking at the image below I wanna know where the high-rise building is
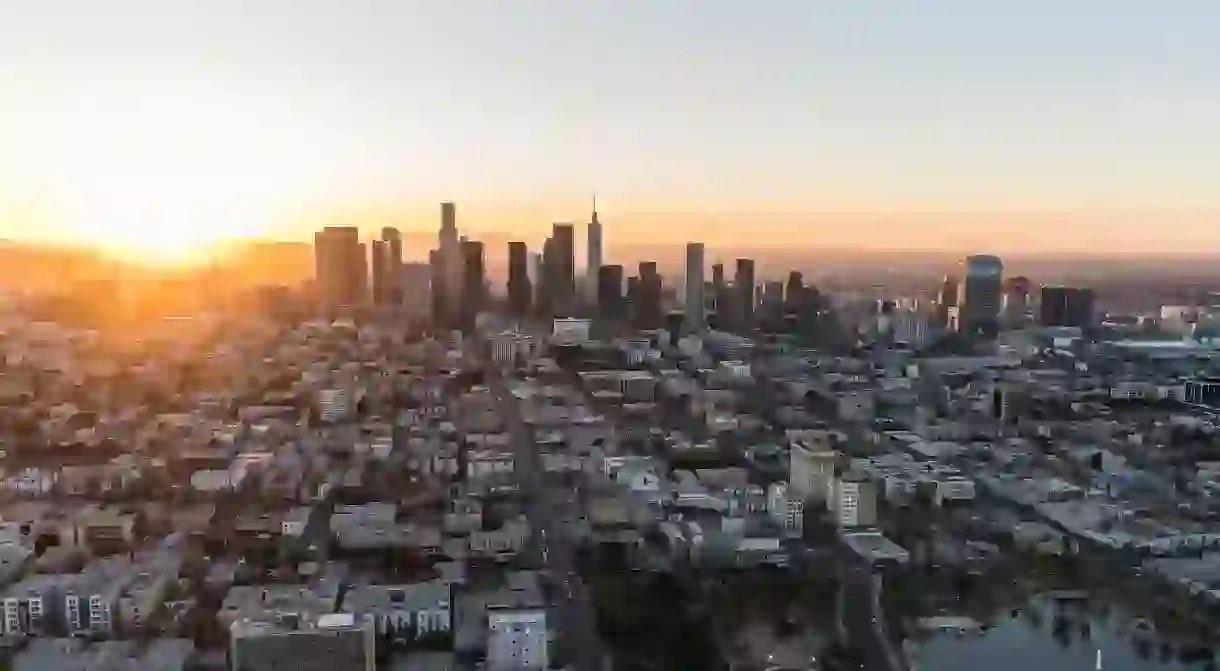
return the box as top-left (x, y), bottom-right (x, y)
top-left (460, 240), bottom-right (486, 331)
top-left (400, 261), bottom-right (431, 316)
top-left (429, 249), bottom-right (445, 325)
top-left (625, 275), bottom-right (640, 319)
top-left (551, 223), bottom-right (576, 316)
top-left (586, 198), bottom-right (603, 307)
top-left (537, 236), bottom-right (555, 317)
top-left (784, 271), bottom-right (804, 314)
top-left (734, 258), bottom-right (756, 332)
top-left (1039, 286), bottom-right (1096, 328)
top-left (1001, 275), bottom-right (1032, 327)
top-left (507, 241), bottom-right (532, 317)
top-left (634, 261), bottom-right (662, 330)
top-left (684, 242), bottom-right (705, 332)
top-left (370, 239), bottom-right (387, 305)
top-left (596, 264), bottom-right (625, 322)
top-left (711, 262), bottom-right (728, 328)
top-left (959, 254), bottom-right (1003, 337)
top-left (314, 226), bottom-right (366, 312)
top-left (381, 226), bottom-right (403, 306)
top-left (760, 280), bottom-right (785, 329)
top-left (356, 242), bottom-right (368, 307)
top-left (936, 274), bottom-right (959, 329)
top-left (439, 201), bottom-right (461, 324)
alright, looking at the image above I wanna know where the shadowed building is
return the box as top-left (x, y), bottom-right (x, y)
top-left (314, 226), bottom-right (366, 313)
top-left (958, 254), bottom-right (1003, 338)
top-left (734, 258), bottom-right (756, 333)
top-left (507, 241), bottom-right (532, 317)
top-left (597, 264), bottom-right (625, 322)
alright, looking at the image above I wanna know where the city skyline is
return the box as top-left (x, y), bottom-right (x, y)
top-left (2, 2), bottom-right (1220, 263)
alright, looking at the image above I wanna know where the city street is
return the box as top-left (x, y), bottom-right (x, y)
top-left (841, 564), bottom-right (908, 671)
top-left (486, 366), bottom-right (609, 671)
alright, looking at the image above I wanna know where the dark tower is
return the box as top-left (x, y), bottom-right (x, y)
top-left (507, 241), bottom-right (532, 317)
top-left (381, 227), bottom-right (403, 306)
top-left (635, 261), bottom-right (663, 331)
top-left (785, 271), bottom-right (804, 314)
top-left (551, 223), bottom-right (576, 316)
top-left (370, 239), bottom-right (387, 305)
top-left (460, 240), bottom-right (485, 331)
top-left (734, 258), bottom-right (755, 332)
top-left (597, 264), bottom-right (625, 322)
top-left (429, 248), bottom-right (446, 327)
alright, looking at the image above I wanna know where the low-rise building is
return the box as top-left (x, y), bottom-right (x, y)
top-left (343, 580), bottom-right (452, 648)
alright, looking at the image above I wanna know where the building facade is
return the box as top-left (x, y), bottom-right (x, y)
top-left (684, 242), bottom-right (705, 332)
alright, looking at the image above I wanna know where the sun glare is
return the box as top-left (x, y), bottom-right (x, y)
top-left (42, 83), bottom-right (331, 267)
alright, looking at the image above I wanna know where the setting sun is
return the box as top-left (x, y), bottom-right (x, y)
top-left (39, 82), bottom-right (333, 266)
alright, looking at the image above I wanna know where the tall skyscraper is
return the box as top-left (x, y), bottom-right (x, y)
top-left (429, 249), bottom-right (445, 325)
top-left (400, 261), bottom-right (431, 316)
top-left (1039, 286), bottom-right (1096, 328)
top-left (734, 258), bottom-right (756, 332)
top-left (785, 271), bottom-right (804, 314)
top-left (381, 226), bottom-right (403, 306)
top-left (314, 226), bottom-right (366, 312)
top-left (370, 239), bottom-right (387, 305)
top-left (460, 240), bottom-right (486, 331)
top-left (537, 236), bottom-right (555, 317)
top-left (438, 201), bottom-right (461, 324)
top-left (761, 280), bottom-right (785, 329)
top-left (684, 242), bottom-right (705, 332)
top-left (626, 275), bottom-right (640, 314)
top-left (507, 241), bottom-right (532, 317)
top-left (356, 241), bottom-right (369, 306)
top-left (635, 261), bottom-right (662, 330)
top-left (1002, 275), bottom-right (1032, 326)
top-left (712, 262), bottom-right (728, 327)
top-left (551, 223), bottom-right (576, 316)
top-left (586, 198), bottom-right (603, 306)
top-left (959, 254), bottom-right (1003, 337)
top-left (596, 264), bottom-right (625, 322)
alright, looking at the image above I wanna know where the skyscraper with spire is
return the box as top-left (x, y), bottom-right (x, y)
top-left (586, 196), bottom-right (603, 308)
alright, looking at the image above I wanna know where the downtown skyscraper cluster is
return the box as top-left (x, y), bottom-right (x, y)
top-left (311, 197), bottom-right (834, 341)
top-left (429, 201), bottom-right (490, 332)
top-left (314, 225), bottom-right (406, 315)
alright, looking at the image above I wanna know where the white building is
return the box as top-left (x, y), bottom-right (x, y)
top-left (317, 388), bottom-right (354, 423)
top-left (466, 450), bottom-right (514, 479)
top-left (282, 507), bottom-right (312, 537)
top-left (789, 441), bottom-right (837, 504)
top-left (552, 318), bottom-right (591, 345)
top-left (934, 476), bottom-right (976, 506)
top-left (2, 575), bottom-right (59, 636)
top-left (343, 581), bottom-right (451, 644)
top-left (487, 609), bottom-right (549, 670)
top-left (831, 474), bottom-right (877, 529)
top-left (766, 482), bottom-right (804, 538)
top-left (491, 331), bottom-right (536, 367)
top-left (622, 339), bottom-right (650, 366)
top-left (619, 371), bottom-right (657, 402)
top-left (719, 360), bottom-right (752, 380)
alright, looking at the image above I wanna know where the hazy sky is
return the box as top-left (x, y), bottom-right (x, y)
top-left (1, 1), bottom-right (1218, 260)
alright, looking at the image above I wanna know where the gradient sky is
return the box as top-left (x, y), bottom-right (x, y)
top-left (1, 1), bottom-right (1218, 259)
